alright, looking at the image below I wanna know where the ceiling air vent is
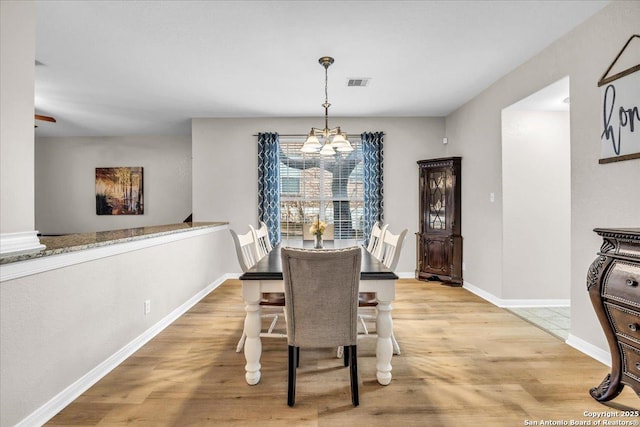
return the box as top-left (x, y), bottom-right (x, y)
top-left (347, 78), bottom-right (370, 87)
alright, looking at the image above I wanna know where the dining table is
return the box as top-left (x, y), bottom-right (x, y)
top-left (238, 239), bottom-right (399, 386)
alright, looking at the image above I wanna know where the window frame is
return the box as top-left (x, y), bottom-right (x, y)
top-left (278, 136), bottom-right (364, 241)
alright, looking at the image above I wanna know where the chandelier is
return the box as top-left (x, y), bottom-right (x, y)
top-left (300, 56), bottom-right (354, 156)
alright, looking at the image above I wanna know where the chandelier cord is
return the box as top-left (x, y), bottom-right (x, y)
top-left (325, 63), bottom-right (329, 106)
top-left (323, 62), bottom-right (330, 130)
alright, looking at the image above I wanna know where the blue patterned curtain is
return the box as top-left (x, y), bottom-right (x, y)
top-left (362, 132), bottom-right (384, 245)
top-left (257, 132), bottom-right (281, 246)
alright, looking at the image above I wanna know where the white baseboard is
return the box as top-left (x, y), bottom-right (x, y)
top-left (566, 334), bottom-right (611, 367)
top-left (15, 274), bottom-right (231, 427)
top-left (463, 281), bottom-right (503, 306)
top-left (396, 272), bottom-right (415, 279)
top-left (462, 280), bottom-right (569, 308)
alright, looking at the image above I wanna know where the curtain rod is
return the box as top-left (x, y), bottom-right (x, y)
top-left (251, 133), bottom-right (383, 137)
top-left (252, 133), bottom-right (307, 137)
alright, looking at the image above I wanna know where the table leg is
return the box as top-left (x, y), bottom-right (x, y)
top-left (243, 293), bottom-right (262, 385)
top-left (375, 296), bottom-right (394, 385)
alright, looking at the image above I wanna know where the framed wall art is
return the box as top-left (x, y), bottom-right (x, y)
top-left (95, 167), bottom-right (144, 215)
top-left (598, 34), bottom-right (640, 164)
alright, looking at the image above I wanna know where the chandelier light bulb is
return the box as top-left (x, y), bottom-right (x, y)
top-left (336, 144), bottom-right (354, 153)
top-left (301, 132), bottom-right (321, 152)
top-left (319, 142), bottom-right (336, 156)
top-left (301, 143), bottom-right (320, 153)
top-left (331, 133), bottom-right (348, 147)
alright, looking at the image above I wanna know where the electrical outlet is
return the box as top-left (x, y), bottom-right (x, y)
top-left (462, 262), bottom-right (466, 271)
top-left (490, 192), bottom-right (495, 202)
top-left (144, 300), bottom-right (151, 315)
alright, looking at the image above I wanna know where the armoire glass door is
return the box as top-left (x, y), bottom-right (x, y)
top-left (427, 170), bottom-right (447, 230)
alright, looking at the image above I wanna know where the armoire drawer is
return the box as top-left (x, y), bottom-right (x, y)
top-left (603, 260), bottom-right (640, 310)
top-left (620, 341), bottom-right (640, 384)
top-left (605, 302), bottom-right (640, 345)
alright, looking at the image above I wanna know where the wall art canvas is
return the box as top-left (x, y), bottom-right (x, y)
top-left (600, 72), bottom-right (640, 163)
top-left (96, 167), bottom-right (144, 215)
top-left (598, 35), bottom-right (640, 164)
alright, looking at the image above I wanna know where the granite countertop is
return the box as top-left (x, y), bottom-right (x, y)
top-left (0, 222), bottom-right (227, 264)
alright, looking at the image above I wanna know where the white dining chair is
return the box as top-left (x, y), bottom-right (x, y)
top-left (366, 222), bottom-right (388, 259)
top-left (357, 226), bottom-right (407, 355)
top-left (230, 228), bottom-right (286, 352)
top-left (230, 228), bottom-right (259, 272)
top-left (378, 228), bottom-right (408, 272)
top-left (249, 221), bottom-right (273, 259)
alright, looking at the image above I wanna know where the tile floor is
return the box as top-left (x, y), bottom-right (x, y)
top-left (508, 306), bottom-right (570, 340)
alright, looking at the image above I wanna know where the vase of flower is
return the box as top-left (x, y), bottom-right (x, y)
top-left (309, 217), bottom-right (326, 249)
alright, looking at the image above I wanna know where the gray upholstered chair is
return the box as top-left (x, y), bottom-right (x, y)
top-left (281, 246), bottom-right (361, 407)
top-left (230, 228), bottom-right (286, 353)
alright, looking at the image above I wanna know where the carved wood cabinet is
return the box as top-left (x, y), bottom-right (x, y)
top-left (416, 157), bottom-right (463, 286)
top-left (587, 228), bottom-right (640, 402)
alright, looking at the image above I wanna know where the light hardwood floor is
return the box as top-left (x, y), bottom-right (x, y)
top-left (47, 279), bottom-right (639, 426)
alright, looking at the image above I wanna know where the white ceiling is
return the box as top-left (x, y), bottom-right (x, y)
top-left (33, 0), bottom-right (608, 138)
top-left (506, 76), bottom-right (570, 112)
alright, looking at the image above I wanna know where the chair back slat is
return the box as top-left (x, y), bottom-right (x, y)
top-left (378, 228), bottom-right (408, 271)
top-left (230, 228), bottom-right (259, 272)
top-left (250, 222), bottom-right (272, 259)
top-left (366, 222), bottom-right (388, 259)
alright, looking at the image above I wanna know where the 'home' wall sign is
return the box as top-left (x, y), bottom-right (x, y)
top-left (598, 34), bottom-right (640, 164)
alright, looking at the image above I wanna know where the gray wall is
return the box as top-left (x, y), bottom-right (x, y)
top-left (192, 117), bottom-right (446, 276)
top-left (0, 228), bottom-right (229, 427)
top-left (444, 1), bottom-right (640, 349)
top-left (35, 135), bottom-right (193, 234)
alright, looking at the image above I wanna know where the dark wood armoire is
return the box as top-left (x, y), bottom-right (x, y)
top-left (416, 157), bottom-right (463, 286)
top-left (587, 228), bottom-right (640, 402)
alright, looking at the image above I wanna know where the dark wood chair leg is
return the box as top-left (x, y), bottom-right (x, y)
top-left (296, 346), bottom-right (300, 368)
top-left (343, 345), bottom-right (350, 367)
top-left (288, 345), bottom-right (297, 406)
top-left (349, 345), bottom-right (359, 406)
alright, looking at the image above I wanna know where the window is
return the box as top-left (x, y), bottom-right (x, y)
top-left (279, 137), bottom-right (364, 240)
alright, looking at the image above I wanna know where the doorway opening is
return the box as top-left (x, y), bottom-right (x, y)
top-left (501, 76), bottom-right (571, 340)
